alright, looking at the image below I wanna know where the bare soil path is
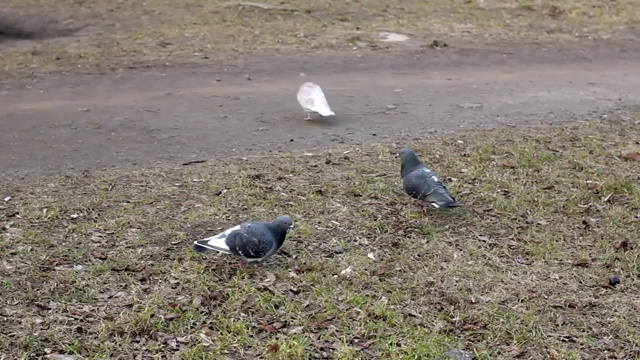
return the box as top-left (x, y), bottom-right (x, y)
top-left (1, 38), bottom-right (639, 181)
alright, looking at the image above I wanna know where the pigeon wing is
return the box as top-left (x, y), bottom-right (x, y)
top-left (404, 167), bottom-right (458, 207)
top-left (424, 184), bottom-right (458, 208)
top-left (297, 82), bottom-right (316, 112)
top-left (192, 224), bottom-right (240, 253)
top-left (297, 82), bottom-right (335, 116)
top-left (403, 167), bottom-right (437, 200)
top-left (226, 222), bottom-right (276, 260)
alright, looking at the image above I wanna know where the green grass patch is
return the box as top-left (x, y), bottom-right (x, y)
top-left (1, 118), bottom-right (639, 358)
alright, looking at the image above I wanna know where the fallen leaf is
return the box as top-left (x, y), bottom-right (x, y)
top-left (263, 272), bottom-right (276, 284)
top-left (467, 226), bottom-right (496, 244)
top-left (201, 327), bottom-right (217, 339)
top-left (497, 161), bottom-right (517, 169)
top-left (586, 181), bottom-right (603, 192)
top-left (314, 340), bottom-right (340, 351)
top-left (156, 331), bottom-right (174, 344)
top-left (285, 325), bottom-right (305, 334)
top-left (91, 251), bottom-right (107, 260)
top-left (138, 267), bottom-right (150, 282)
top-left (573, 258), bottom-right (590, 268)
top-left (202, 291), bottom-right (224, 306)
top-left (519, 290), bottom-right (537, 299)
top-left (267, 342), bottom-right (280, 353)
top-left (621, 152), bottom-right (640, 161)
top-left (47, 258), bottom-right (65, 267)
top-left (198, 333), bottom-right (213, 345)
top-left (294, 265), bottom-right (313, 273)
top-left (516, 257), bottom-right (533, 265)
top-left (311, 320), bottom-right (331, 329)
top-left (615, 240), bottom-right (629, 251)
top-left (564, 300), bottom-right (580, 309)
top-left (375, 263), bottom-right (389, 276)
top-left (507, 347), bottom-right (527, 357)
top-left (163, 313), bottom-right (179, 321)
top-left (461, 324), bottom-right (477, 331)
top-left (256, 323), bottom-right (278, 333)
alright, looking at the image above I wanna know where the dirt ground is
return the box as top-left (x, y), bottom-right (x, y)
top-left (2, 37), bottom-right (640, 181)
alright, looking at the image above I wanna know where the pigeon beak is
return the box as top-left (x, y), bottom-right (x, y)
top-left (394, 153), bottom-right (401, 158)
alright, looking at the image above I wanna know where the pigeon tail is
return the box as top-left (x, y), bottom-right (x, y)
top-left (192, 237), bottom-right (233, 254)
top-left (431, 198), bottom-right (460, 209)
top-left (193, 243), bottom-right (211, 252)
top-left (309, 92), bottom-right (335, 117)
top-left (317, 106), bottom-right (335, 117)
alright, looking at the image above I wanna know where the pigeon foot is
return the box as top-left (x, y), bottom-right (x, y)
top-left (237, 261), bottom-right (247, 269)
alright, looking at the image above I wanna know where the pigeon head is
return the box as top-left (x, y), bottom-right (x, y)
top-left (398, 148), bottom-right (424, 177)
top-left (272, 215), bottom-right (294, 231)
top-left (299, 72), bottom-right (312, 85)
top-left (398, 147), bottom-right (422, 165)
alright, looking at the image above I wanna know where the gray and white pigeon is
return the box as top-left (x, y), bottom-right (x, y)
top-left (193, 215), bottom-right (294, 267)
top-left (296, 72), bottom-right (335, 121)
top-left (398, 148), bottom-right (460, 209)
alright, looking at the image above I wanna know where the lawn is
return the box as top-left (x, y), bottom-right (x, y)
top-left (1, 0), bottom-right (639, 72)
top-left (1, 116), bottom-right (639, 359)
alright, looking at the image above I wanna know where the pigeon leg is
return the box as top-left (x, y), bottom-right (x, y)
top-left (237, 261), bottom-right (246, 269)
top-left (304, 112), bottom-right (313, 121)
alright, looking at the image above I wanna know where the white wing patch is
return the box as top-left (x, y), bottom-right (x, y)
top-left (193, 224), bottom-right (241, 254)
top-left (418, 168), bottom-right (441, 183)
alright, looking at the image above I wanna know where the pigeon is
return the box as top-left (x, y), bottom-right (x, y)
top-left (397, 148), bottom-right (460, 209)
top-left (296, 72), bottom-right (335, 121)
top-left (193, 215), bottom-right (294, 267)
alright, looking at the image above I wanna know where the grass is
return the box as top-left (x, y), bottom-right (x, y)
top-left (1, 118), bottom-right (639, 359)
top-left (1, 0), bottom-right (639, 72)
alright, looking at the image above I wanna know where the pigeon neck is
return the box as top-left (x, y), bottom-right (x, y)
top-left (401, 159), bottom-right (423, 178)
top-left (271, 226), bottom-right (289, 246)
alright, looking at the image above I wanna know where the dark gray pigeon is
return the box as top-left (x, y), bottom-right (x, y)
top-left (193, 215), bottom-right (294, 267)
top-left (397, 148), bottom-right (460, 209)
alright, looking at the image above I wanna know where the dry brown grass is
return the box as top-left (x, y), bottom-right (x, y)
top-left (1, 117), bottom-right (639, 359)
top-left (1, 0), bottom-right (639, 72)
